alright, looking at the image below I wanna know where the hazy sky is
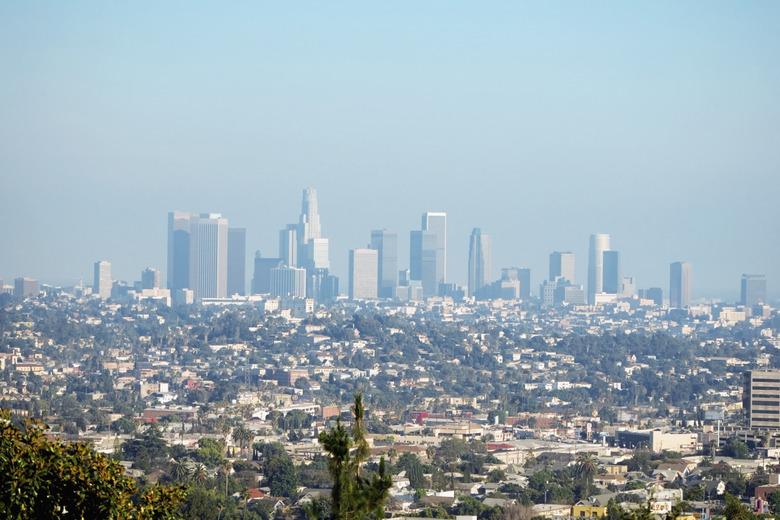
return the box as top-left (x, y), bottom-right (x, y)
top-left (1, 2), bottom-right (778, 301)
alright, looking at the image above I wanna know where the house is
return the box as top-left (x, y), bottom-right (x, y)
top-left (571, 500), bottom-right (607, 518)
top-left (531, 503), bottom-right (571, 518)
top-left (482, 497), bottom-right (514, 508)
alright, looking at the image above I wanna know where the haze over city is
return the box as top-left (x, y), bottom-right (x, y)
top-left (2, 1), bottom-right (779, 299)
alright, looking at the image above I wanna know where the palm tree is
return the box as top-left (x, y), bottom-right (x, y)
top-left (192, 462), bottom-right (208, 484)
top-left (170, 458), bottom-right (192, 484)
top-left (575, 452), bottom-right (599, 499)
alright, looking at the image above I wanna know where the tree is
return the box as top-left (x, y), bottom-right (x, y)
top-left (721, 493), bottom-right (755, 520)
top-left (724, 438), bottom-right (750, 459)
top-left (396, 453), bottom-right (426, 488)
top-left (196, 437), bottom-right (225, 467)
top-left (487, 468), bottom-right (507, 483)
top-left (768, 490), bottom-right (780, 514)
top-left (318, 394), bottom-right (392, 520)
top-left (575, 452), bottom-right (598, 498)
top-left (266, 451), bottom-right (299, 498)
top-left (0, 410), bottom-right (184, 519)
top-left (122, 425), bottom-right (170, 471)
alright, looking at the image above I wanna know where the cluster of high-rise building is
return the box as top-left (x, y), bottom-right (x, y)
top-left (4, 187), bottom-right (769, 308)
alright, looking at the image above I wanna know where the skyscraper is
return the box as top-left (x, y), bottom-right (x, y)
top-left (189, 213), bottom-right (229, 300)
top-left (14, 277), bottom-right (39, 299)
top-left (645, 287), bottom-right (663, 306)
top-left (227, 227), bottom-right (246, 296)
top-left (410, 230), bottom-right (438, 297)
top-left (669, 261), bottom-right (692, 308)
top-left (467, 228), bottom-right (492, 298)
top-left (620, 276), bottom-right (636, 298)
top-left (308, 268), bottom-right (340, 303)
top-left (278, 224), bottom-right (298, 267)
top-left (741, 274), bottom-right (767, 306)
top-left (167, 211), bottom-right (194, 291)
top-left (297, 187), bottom-right (329, 271)
top-left (602, 250), bottom-right (621, 295)
top-left (744, 370), bottom-right (780, 429)
top-left (141, 267), bottom-right (161, 289)
top-left (518, 267), bottom-right (531, 300)
top-left (348, 248), bottom-right (378, 300)
top-left (422, 212), bottom-right (447, 286)
top-left (307, 238), bottom-right (330, 270)
top-left (299, 187), bottom-right (321, 242)
top-left (370, 229), bottom-right (398, 298)
top-left (270, 265), bottom-right (307, 298)
top-left (587, 233), bottom-right (611, 304)
top-left (93, 260), bottom-right (112, 300)
top-left (251, 252), bottom-right (283, 294)
top-left (549, 251), bottom-right (575, 283)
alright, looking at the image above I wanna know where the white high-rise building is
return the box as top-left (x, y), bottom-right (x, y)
top-left (349, 248), bottom-right (378, 300)
top-left (549, 251), bottom-right (575, 283)
top-left (587, 233), bottom-right (610, 304)
top-left (422, 212), bottom-right (447, 285)
top-left (467, 228), bottom-right (491, 298)
top-left (308, 238), bottom-right (330, 270)
top-left (270, 265), bottom-right (307, 298)
top-left (93, 260), bottom-right (112, 300)
top-left (296, 187), bottom-right (330, 272)
top-left (189, 213), bottom-right (229, 300)
top-left (299, 187), bottom-right (321, 242)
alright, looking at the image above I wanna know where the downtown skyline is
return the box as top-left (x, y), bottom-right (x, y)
top-left (1, 2), bottom-right (778, 300)
top-left (2, 185), bottom-right (771, 305)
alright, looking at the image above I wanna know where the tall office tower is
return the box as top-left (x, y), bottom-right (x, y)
top-left (296, 188), bottom-right (330, 271)
top-left (307, 238), bottom-right (330, 270)
top-left (348, 248), bottom-right (379, 300)
top-left (467, 228), bottom-right (492, 298)
top-left (93, 260), bottom-right (112, 300)
top-left (743, 370), bottom-right (780, 429)
top-left (167, 211), bottom-right (195, 291)
top-left (270, 265), bottom-right (307, 298)
top-left (189, 213), bottom-right (229, 300)
top-left (279, 224), bottom-right (298, 267)
top-left (410, 230), bottom-right (439, 297)
top-left (501, 267), bottom-right (531, 299)
top-left (251, 252), bottom-right (283, 294)
top-left (669, 261), bottom-right (692, 308)
top-left (518, 267), bottom-right (531, 299)
top-left (587, 233), bottom-right (611, 303)
top-left (370, 229), bottom-right (398, 298)
top-left (299, 187), bottom-right (321, 242)
top-left (14, 277), bottom-right (40, 299)
top-left (421, 212), bottom-right (447, 286)
top-left (141, 267), bottom-right (161, 289)
top-left (227, 227), bottom-right (246, 296)
top-left (308, 268), bottom-right (339, 303)
top-left (602, 250), bottom-right (621, 294)
top-left (620, 276), bottom-right (636, 298)
top-left (645, 287), bottom-right (663, 306)
top-left (741, 274), bottom-right (767, 306)
top-left (549, 251), bottom-right (575, 283)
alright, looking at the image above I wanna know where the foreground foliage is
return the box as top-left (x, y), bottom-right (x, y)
top-left (318, 394), bottom-right (392, 520)
top-left (0, 409), bottom-right (184, 519)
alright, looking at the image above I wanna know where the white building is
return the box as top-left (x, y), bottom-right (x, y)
top-left (349, 248), bottom-right (378, 300)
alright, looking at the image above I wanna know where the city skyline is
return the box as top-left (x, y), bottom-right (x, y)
top-left (1, 3), bottom-right (779, 300)
top-left (1, 186), bottom-right (774, 305)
